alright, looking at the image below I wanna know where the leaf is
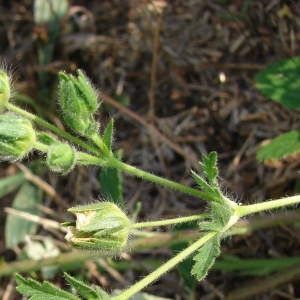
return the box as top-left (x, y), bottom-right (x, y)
top-left (255, 57), bottom-right (300, 109)
top-left (64, 273), bottom-right (101, 300)
top-left (201, 152), bottom-right (218, 185)
top-left (102, 119), bottom-right (114, 152)
top-left (191, 235), bottom-right (221, 281)
top-left (34, 0), bottom-right (68, 24)
top-left (191, 152), bottom-right (223, 201)
top-left (5, 182), bottom-right (42, 248)
top-left (15, 274), bottom-right (80, 300)
top-left (171, 222), bottom-right (197, 294)
top-left (99, 150), bottom-right (123, 206)
top-left (257, 130), bottom-right (300, 161)
top-left (0, 172), bottom-right (25, 198)
top-left (213, 255), bottom-right (300, 276)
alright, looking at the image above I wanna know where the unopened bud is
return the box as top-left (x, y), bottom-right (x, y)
top-left (58, 70), bottom-right (99, 136)
top-left (0, 69), bottom-right (11, 106)
top-left (62, 202), bottom-right (130, 252)
top-left (0, 115), bottom-right (36, 160)
top-left (46, 143), bottom-right (77, 175)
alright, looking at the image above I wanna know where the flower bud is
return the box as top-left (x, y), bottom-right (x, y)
top-left (58, 70), bottom-right (99, 136)
top-left (46, 143), bottom-right (77, 175)
top-left (0, 69), bottom-right (11, 106)
top-left (0, 115), bottom-right (36, 160)
top-left (62, 202), bottom-right (130, 252)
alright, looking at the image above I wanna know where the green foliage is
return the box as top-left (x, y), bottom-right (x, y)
top-left (0, 68), bottom-right (298, 299)
top-left (257, 130), bottom-right (300, 161)
top-left (191, 152), bottom-right (224, 202)
top-left (255, 57), bottom-right (300, 161)
top-left (191, 235), bottom-right (220, 281)
top-left (16, 274), bottom-right (80, 300)
top-left (213, 255), bottom-right (300, 276)
top-left (5, 182), bottom-right (42, 248)
top-left (0, 172), bottom-right (25, 198)
top-left (102, 119), bottom-right (115, 153)
top-left (99, 149), bottom-right (123, 206)
top-left (15, 273), bottom-right (111, 300)
top-left (255, 57), bottom-right (300, 109)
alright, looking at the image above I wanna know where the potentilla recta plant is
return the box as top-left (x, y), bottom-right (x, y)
top-left (0, 67), bottom-right (299, 300)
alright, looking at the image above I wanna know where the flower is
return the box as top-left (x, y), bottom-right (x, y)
top-left (62, 202), bottom-right (130, 252)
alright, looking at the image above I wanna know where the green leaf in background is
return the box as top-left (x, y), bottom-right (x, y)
top-left (34, 0), bottom-right (69, 108)
top-left (15, 274), bottom-right (80, 300)
top-left (102, 119), bottom-right (114, 152)
top-left (99, 150), bottom-right (123, 206)
top-left (5, 182), bottom-right (42, 248)
top-left (0, 172), bottom-right (25, 198)
top-left (255, 57), bottom-right (300, 109)
top-left (256, 129), bottom-right (300, 161)
top-left (171, 221), bottom-right (197, 295)
top-left (191, 235), bottom-right (220, 281)
top-left (213, 255), bottom-right (300, 276)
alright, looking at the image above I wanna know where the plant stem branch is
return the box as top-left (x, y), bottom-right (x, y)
top-left (237, 195), bottom-right (300, 217)
top-left (5, 102), bottom-right (101, 156)
top-left (130, 214), bottom-right (210, 229)
top-left (113, 231), bottom-right (218, 300)
top-left (107, 158), bottom-right (218, 202)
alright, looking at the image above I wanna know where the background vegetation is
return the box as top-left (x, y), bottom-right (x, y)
top-left (0, 1), bottom-right (300, 299)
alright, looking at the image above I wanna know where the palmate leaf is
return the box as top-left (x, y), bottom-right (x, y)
top-left (191, 235), bottom-right (221, 281)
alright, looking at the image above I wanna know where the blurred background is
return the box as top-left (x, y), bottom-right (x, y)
top-left (0, 1), bottom-right (300, 299)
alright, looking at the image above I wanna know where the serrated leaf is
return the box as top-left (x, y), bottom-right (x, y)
top-left (190, 171), bottom-right (214, 195)
top-left (171, 222), bottom-right (197, 294)
top-left (99, 150), bottom-right (123, 206)
top-left (102, 119), bottom-right (114, 152)
top-left (0, 172), bottom-right (25, 198)
top-left (64, 273), bottom-right (100, 300)
top-left (5, 182), bottom-right (42, 248)
top-left (191, 235), bottom-right (221, 281)
top-left (211, 202), bottom-right (233, 229)
top-left (200, 152), bottom-right (218, 186)
top-left (255, 57), bottom-right (300, 109)
top-left (257, 130), bottom-right (300, 161)
top-left (15, 274), bottom-right (80, 300)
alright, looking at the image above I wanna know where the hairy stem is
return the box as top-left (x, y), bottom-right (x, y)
top-left (130, 214), bottom-right (210, 229)
top-left (113, 231), bottom-right (218, 300)
top-left (107, 157), bottom-right (220, 202)
top-left (237, 195), bottom-right (300, 217)
top-left (6, 102), bottom-right (101, 156)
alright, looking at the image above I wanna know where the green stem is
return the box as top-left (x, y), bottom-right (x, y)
top-left (113, 231), bottom-right (218, 300)
top-left (6, 102), bottom-right (101, 156)
top-left (90, 133), bottom-right (110, 156)
top-left (130, 214), bottom-right (210, 229)
top-left (33, 141), bottom-right (49, 152)
top-left (107, 157), bottom-right (218, 202)
top-left (237, 195), bottom-right (300, 217)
